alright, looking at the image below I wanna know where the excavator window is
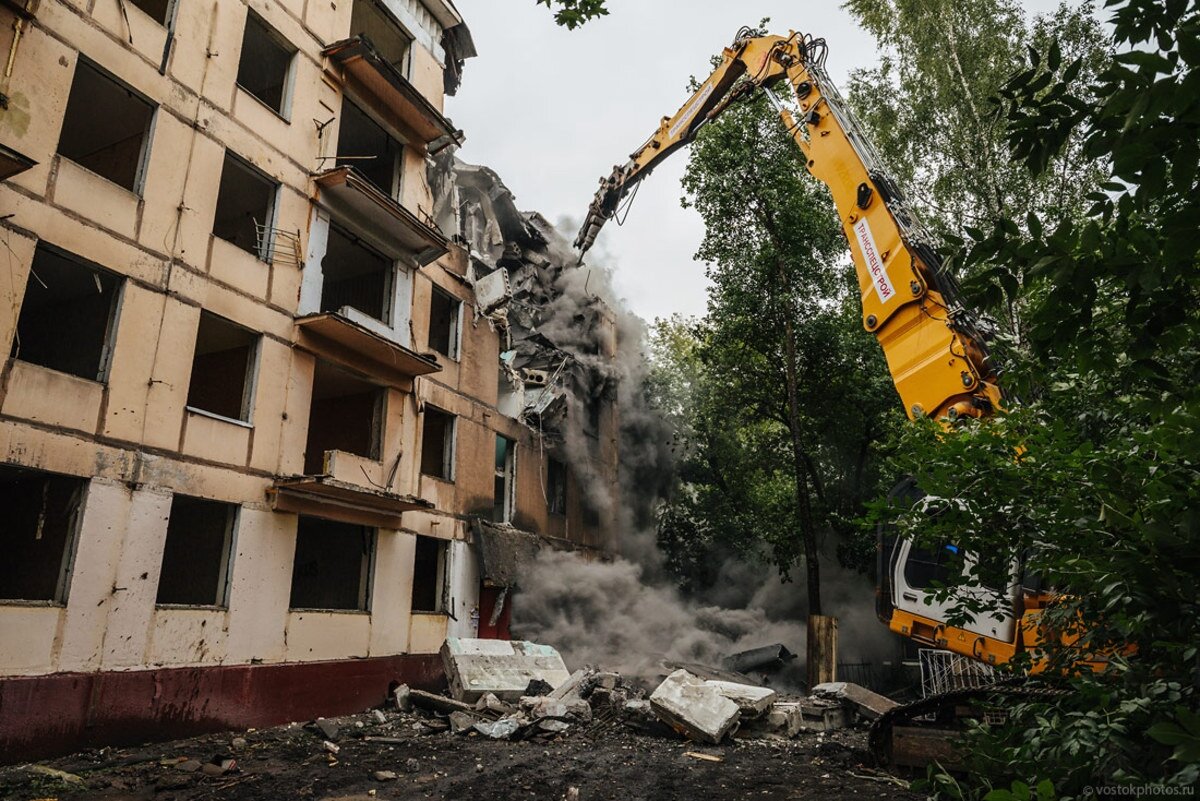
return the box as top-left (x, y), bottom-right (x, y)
top-left (904, 543), bottom-right (960, 590)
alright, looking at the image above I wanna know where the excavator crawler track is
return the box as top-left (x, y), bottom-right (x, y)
top-left (869, 680), bottom-right (1069, 768)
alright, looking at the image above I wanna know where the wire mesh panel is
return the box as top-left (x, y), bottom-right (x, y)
top-left (918, 648), bottom-right (996, 697)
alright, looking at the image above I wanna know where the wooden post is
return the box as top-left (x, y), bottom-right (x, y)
top-left (807, 614), bottom-right (838, 689)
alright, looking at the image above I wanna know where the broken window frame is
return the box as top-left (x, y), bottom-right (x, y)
top-left (57, 57), bottom-right (157, 195)
top-left (155, 496), bottom-right (239, 609)
top-left (320, 221), bottom-right (397, 326)
top-left (546, 458), bottom-right (567, 517)
top-left (126, 0), bottom-right (178, 27)
top-left (0, 467), bottom-right (87, 606)
top-left (335, 97), bottom-right (404, 201)
top-left (12, 242), bottom-right (124, 384)
top-left (348, 0), bottom-right (414, 78)
top-left (410, 534), bottom-right (447, 613)
top-left (419, 405), bottom-right (456, 482)
top-left (288, 517), bottom-right (376, 612)
top-left (235, 10), bottom-right (298, 119)
top-left (427, 285), bottom-right (461, 361)
top-left (184, 310), bottom-right (261, 426)
top-left (212, 150), bottom-right (280, 261)
top-left (493, 434), bottom-right (516, 524)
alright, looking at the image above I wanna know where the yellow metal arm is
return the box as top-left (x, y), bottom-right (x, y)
top-left (576, 29), bottom-right (1002, 421)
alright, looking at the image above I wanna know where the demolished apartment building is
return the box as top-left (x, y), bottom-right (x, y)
top-left (0, 0), bottom-right (617, 762)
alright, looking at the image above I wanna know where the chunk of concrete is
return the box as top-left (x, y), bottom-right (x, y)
top-left (547, 668), bottom-right (590, 701)
top-left (812, 681), bottom-right (898, 720)
top-left (649, 669), bottom-right (741, 745)
top-left (703, 680), bottom-right (777, 717)
top-left (742, 701), bottom-right (806, 738)
top-left (797, 697), bottom-right (848, 731)
top-left (441, 638), bottom-right (572, 703)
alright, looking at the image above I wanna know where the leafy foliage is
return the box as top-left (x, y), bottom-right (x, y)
top-left (535, 0), bottom-right (608, 29)
top-left (871, 0), bottom-right (1200, 795)
top-left (650, 82), bottom-right (896, 606)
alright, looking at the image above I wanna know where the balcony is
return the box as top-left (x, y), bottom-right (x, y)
top-left (322, 35), bottom-right (464, 154)
top-left (313, 166), bottom-right (449, 266)
top-left (270, 474), bottom-right (431, 530)
top-left (295, 311), bottom-right (440, 390)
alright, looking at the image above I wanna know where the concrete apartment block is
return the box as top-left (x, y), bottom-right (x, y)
top-left (0, 0), bottom-right (618, 762)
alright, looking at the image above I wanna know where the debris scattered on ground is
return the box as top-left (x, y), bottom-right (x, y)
top-left (0, 638), bottom-right (909, 801)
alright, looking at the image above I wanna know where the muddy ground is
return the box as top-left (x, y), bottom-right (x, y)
top-left (0, 705), bottom-right (919, 801)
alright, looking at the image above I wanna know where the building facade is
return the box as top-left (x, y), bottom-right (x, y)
top-left (0, 0), bottom-right (617, 760)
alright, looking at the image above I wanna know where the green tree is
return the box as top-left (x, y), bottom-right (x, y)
top-left (873, 0), bottom-right (1200, 794)
top-left (653, 78), bottom-right (896, 662)
top-left (843, 0), bottom-right (1108, 341)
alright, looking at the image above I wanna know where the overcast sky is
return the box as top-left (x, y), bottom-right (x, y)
top-left (447, 0), bottom-right (1072, 324)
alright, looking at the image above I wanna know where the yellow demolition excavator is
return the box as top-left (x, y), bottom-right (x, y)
top-left (574, 28), bottom-right (1070, 759)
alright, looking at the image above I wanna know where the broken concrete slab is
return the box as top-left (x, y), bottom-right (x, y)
top-left (547, 668), bottom-right (590, 701)
top-left (739, 701), bottom-right (806, 739)
top-left (723, 644), bottom-right (797, 675)
top-left (797, 698), bottom-right (848, 732)
top-left (703, 680), bottom-right (777, 717)
top-left (441, 638), bottom-right (572, 703)
top-left (649, 669), bottom-right (741, 745)
top-left (812, 681), bottom-right (898, 720)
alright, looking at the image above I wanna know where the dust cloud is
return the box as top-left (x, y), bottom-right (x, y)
top-left (507, 222), bottom-right (893, 685)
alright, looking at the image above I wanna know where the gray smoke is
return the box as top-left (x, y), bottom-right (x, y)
top-left (500, 216), bottom-right (891, 685)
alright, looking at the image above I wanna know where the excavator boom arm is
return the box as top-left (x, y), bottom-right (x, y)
top-left (576, 30), bottom-right (1002, 422)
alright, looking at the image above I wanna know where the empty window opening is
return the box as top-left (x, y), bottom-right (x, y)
top-left (493, 435), bottom-right (516, 524)
top-left (289, 516), bottom-right (374, 611)
top-left (547, 458), bottom-right (567, 516)
top-left (186, 311), bottom-right (258, 423)
top-left (349, 0), bottom-right (412, 75)
top-left (0, 466), bottom-right (86, 603)
top-left (410, 535), bottom-right (446, 612)
top-left (13, 244), bottom-right (121, 381)
top-left (305, 360), bottom-right (384, 474)
top-left (584, 392), bottom-right (604, 437)
top-left (420, 407), bottom-right (455, 480)
top-left (128, 0), bottom-right (174, 25)
top-left (336, 99), bottom-right (402, 199)
top-left (427, 287), bottom-right (460, 360)
top-left (213, 151), bottom-right (278, 258)
top-left (236, 11), bottom-right (296, 115)
top-left (321, 223), bottom-right (393, 323)
top-left (58, 59), bottom-right (155, 192)
top-left (156, 496), bottom-right (237, 606)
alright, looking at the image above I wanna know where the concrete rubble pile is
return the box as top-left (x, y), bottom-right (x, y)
top-left (400, 638), bottom-right (896, 745)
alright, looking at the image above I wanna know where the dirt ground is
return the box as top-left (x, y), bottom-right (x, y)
top-left (0, 705), bottom-right (920, 801)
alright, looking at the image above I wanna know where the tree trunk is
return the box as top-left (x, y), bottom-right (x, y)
top-left (782, 314), bottom-right (821, 623)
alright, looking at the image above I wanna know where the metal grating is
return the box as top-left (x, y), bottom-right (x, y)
top-left (918, 648), bottom-right (996, 698)
top-left (255, 222), bottom-right (303, 266)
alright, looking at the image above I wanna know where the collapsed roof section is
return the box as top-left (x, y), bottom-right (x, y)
top-left (429, 152), bottom-right (617, 440)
